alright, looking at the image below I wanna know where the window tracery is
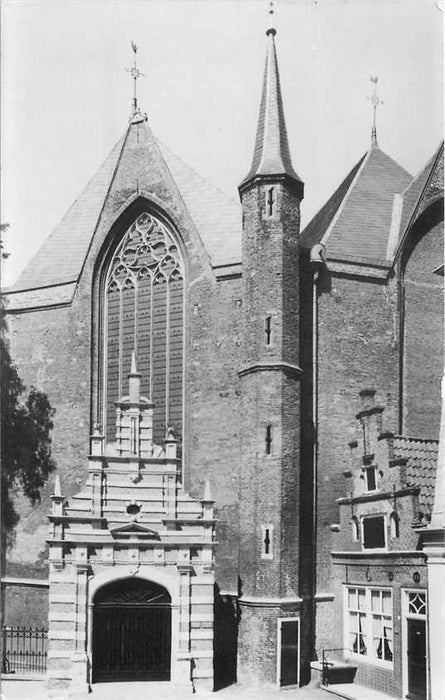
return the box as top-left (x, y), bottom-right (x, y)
top-left (103, 212), bottom-right (183, 445)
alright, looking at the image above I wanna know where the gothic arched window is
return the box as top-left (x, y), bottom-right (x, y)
top-left (103, 212), bottom-right (184, 445)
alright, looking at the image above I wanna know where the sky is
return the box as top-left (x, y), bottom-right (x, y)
top-left (1, 0), bottom-right (443, 287)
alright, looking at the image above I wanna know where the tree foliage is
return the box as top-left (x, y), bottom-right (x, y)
top-left (1, 224), bottom-right (56, 534)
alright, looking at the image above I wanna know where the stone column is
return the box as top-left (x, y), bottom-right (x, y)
top-left (176, 559), bottom-right (194, 691)
top-left (69, 557), bottom-right (90, 697)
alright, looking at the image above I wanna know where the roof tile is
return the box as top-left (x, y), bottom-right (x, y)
top-left (394, 435), bottom-right (438, 517)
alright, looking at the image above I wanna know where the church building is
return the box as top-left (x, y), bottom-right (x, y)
top-left (2, 16), bottom-right (444, 700)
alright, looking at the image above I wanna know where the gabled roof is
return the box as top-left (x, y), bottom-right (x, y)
top-left (393, 141), bottom-right (444, 259)
top-left (239, 28), bottom-right (303, 191)
top-left (10, 116), bottom-right (242, 296)
top-left (301, 145), bottom-right (412, 264)
top-left (301, 155), bottom-right (366, 250)
top-left (158, 141), bottom-right (241, 267)
top-left (13, 136), bottom-right (125, 291)
top-left (394, 436), bottom-right (439, 519)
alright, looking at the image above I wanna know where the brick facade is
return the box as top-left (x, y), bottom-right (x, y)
top-left (2, 24), bottom-right (443, 699)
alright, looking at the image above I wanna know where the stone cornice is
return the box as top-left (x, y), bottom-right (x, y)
top-left (331, 550), bottom-right (426, 560)
top-left (336, 487), bottom-right (418, 506)
top-left (239, 595), bottom-right (302, 609)
top-left (1, 576), bottom-right (49, 588)
top-left (238, 361), bottom-right (302, 379)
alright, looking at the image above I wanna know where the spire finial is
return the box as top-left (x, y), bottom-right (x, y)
top-left (126, 41), bottom-right (145, 115)
top-left (267, 1), bottom-right (276, 36)
top-left (367, 76), bottom-right (383, 147)
top-left (131, 349), bottom-right (137, 375)
top-left (54, 474), bottom-right (62, 497)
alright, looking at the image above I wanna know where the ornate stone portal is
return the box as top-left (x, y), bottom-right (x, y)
top-left (46, 353), bottom-right (215, 695)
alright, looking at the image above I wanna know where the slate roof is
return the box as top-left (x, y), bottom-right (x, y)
top-left (13, 137), bottom-right (125, 291)
top-left (396, 141), bottom-right (444, 253)
top-left (239, 28), bottom-right (303, 189)
top-left (9, 123), bottom-right (242, 296)
top-left (394, 436), bottom-right (439, 518)
top-left (301, 145), bottom-right (412, 263)
top-left (301, 155), bottom-right (365, 250)
top-left (158, 141), bottom-right (241, 267)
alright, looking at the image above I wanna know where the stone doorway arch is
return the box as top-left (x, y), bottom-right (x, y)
top-left (92, 577), bottom-right (172, 683)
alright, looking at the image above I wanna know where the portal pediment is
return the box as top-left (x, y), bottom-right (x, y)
top-left (110, 522), bottom-right (161, 540)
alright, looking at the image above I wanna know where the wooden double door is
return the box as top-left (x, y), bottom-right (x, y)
top-left (92, 578), bottom-right (171, 683)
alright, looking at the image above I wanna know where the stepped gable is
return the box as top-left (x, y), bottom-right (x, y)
top-left (8, 117), bottom-right (242, 303)
top-left (394, 435), bottom-right (439, 518)
top-left (302, 146), bottom-right (411, 264)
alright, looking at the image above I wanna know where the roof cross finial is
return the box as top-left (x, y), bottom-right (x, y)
top-left (367, 75), bottom-right (383, 148)
top-left (126, 41), bottom-right (145, 115)
top-left (267, 1), bottom-right (276, 36)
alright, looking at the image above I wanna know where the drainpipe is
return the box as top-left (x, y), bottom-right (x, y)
top-left (309, 243), bottom-right (326, 662)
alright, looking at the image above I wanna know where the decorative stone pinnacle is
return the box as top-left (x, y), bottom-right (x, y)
top-left (166, 426), bottom-right (177, 442)
top-left (203, 479), bottom-right (213, 503)
top-left (54, 474), bottom-right (62, 497)
top-left (130, 350), bottom-right (138, 375)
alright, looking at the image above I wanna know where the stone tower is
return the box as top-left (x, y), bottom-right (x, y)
top-left (237, 23), bottom-right (305, 685)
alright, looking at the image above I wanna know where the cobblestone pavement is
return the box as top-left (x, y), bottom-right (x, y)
top-left (1, 679), bottom-right (328, 700)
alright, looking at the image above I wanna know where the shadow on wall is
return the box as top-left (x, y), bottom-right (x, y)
top-left (213, 583), bottom-right (239, 691)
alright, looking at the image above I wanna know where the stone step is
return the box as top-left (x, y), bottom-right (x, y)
top-left (321, 682), bottom-right (398, 700)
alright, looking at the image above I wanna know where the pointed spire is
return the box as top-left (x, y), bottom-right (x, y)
top-left (239, 13), bottom-right (303, 193)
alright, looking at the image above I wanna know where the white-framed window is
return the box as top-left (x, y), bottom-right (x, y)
top-left (345, 586), bottom-right (393, 666)
top-left (362, 514), bottom-right (386, 550)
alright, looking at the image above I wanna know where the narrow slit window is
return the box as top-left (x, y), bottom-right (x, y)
top-left (265, 316), bottom-right (272, 345)
top-left (266, 187), bottom-right (275, 217)
top-left (261, 524), bottom-right (274, 559)
top-left (264, 528), bottom-right (270, 554)
top-left (265, 424), bottom-right (272, 454)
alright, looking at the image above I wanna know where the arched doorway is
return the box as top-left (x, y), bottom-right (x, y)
top-left (92, 577), bottom-right (171, 683)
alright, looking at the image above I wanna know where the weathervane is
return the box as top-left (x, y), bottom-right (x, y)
top-left (367, 75), bottom-right (383, 147)
top-left (126, 41), bottom-right (145, 115)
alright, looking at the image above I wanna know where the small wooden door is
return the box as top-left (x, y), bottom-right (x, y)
top-left (279, 619), bottom-right (299, 687)
top-left (407, 618), bottom-right (426, 700)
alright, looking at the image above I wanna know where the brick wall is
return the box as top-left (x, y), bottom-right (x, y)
top-left (402, 201), bottom-right (444, 438)
top-left (316, 273), bottom-right (400, 592)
